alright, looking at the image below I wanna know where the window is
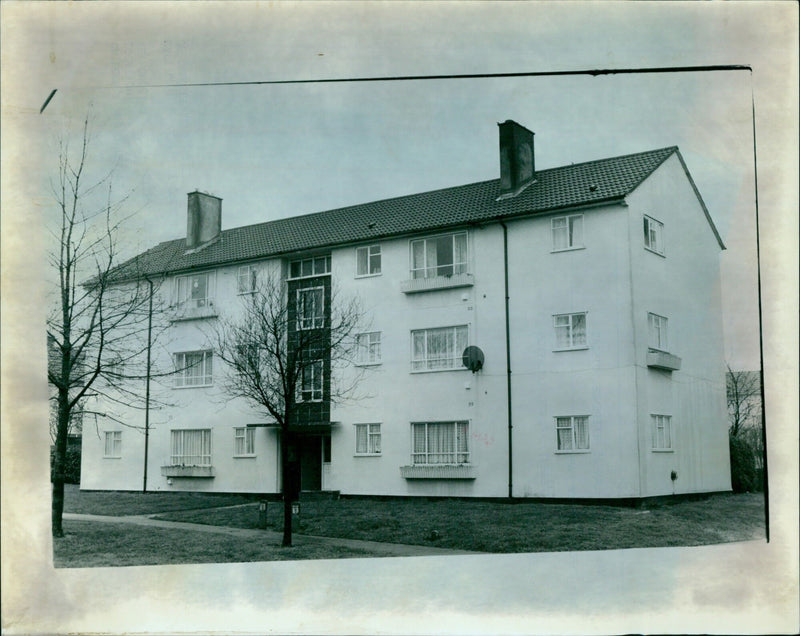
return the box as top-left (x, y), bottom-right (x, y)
top-left (356, 332), bottom-right (382, 365)
top-left (170, 429), bottom-right (212, 466)
top-left (644, 215), bottom-right (664, 254)
top-left (104, 431), bottom-right (122, 458)
top-left (234, 427), bottom-right (255, 456)
top-left (411, 325), bottom-right (468, 372)
top-left (410, 232), bottom-right (468, 279)
top-left (237, 265), bottom-right (257, 294)
top-left (174, 351), bottom-right (213, 387)
top-left (647, 313), bottom-right (669, 351)
top-left (298, 360), bottom-right (323, 402)
top-left (651, 415), bottom-right (672, 450)
top-left (551, 214), bottom-right (584, 251)
top-left (553, 313), bottom-right (587, 349)
top-left (355, 423), bottom-right (381, 455)
top-left (296, 287), bottom-right (325, 330)
top-left (289, 255), bottom-right (331, 279)
top-left (411, 421), bottom-right (469, 465)
top-left (356, 245), bottom-right (381, 276)
top-left (174, 272), bottom-right (213, 308)
top-left (556, 416), bottom-right (590, 451)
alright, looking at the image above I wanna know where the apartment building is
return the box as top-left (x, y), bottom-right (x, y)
top-left (80, 120), bottom-right (732, 499)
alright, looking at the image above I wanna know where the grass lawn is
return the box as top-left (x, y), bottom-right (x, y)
top-left (63, 484), bottom-right (256, 516)
top-left (152, 492), bottom-right (766, 553)
top-left (53, 521), bottom-right (374, 567)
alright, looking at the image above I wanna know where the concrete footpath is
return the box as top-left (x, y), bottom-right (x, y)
top-left (63, 512), bottom-right (484, 557)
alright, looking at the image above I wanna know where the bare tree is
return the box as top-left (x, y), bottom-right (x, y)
top-left (726, 364), bottom-right (762, 437)
top-left (46, 117), bottom-right (168, 537)
top-left (212, 270), bottom-right (364, 547)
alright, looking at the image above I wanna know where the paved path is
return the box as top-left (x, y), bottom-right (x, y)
top-left (63, 512), bottom-right (484, 557)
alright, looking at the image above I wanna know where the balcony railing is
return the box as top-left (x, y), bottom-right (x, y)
top-left (400, 272), bottom-right (474, 294)
top-left (169, 300), bottom-right (218, 322)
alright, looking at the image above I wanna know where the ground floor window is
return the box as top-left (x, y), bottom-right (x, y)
top-left (170, 429), bottom-right (212, 466)
top-left (556, 416), bottom-right (590, 451)
top-left (651, 415), bottom-right (672, 450)
top-left (104, 431), bottom-right (122, 458)
top-left (411, 421), bottom-right (469, 464)
top-left (355, 423), bottom-right (381, 455)
top-left (234, 427), bottom-right (255, 456)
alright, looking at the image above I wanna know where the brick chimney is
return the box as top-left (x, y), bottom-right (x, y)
top-left (497, 120), bottom-right (535, 199)
top-left (186, 191), bottom-right (221, 250)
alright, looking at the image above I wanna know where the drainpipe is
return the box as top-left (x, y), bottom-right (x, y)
top-left (143, 276), bottom-right (153, 493)
top-left (499, 221), bottom-right (513, 499)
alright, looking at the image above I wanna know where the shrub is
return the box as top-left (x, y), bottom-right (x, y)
top-left (729, 431), bottom-right (758, 493)
top-left (51, 444), bottom-right (81, 484)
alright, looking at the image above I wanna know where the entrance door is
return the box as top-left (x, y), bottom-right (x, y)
top-left (299, 435), bottom-right (322, 491)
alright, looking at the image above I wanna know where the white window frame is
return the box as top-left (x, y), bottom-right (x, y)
top-left (297, 360), bottom-right (324, 403)
top-left (288, 255), bottom-right (331, 280)
top-left (356, 245), bottom-right (382, 277)
top-left (555, 416), bottom-right (590, 453)
top-left (173, 271), bottom-right (215, 308)
top-left (170, 428), bottom-right (212, 466)
top-left (411, 421), bottom-right (470, 465)
top-left (551, 214), bottom-right (584, 251)
top-left (411, 325), bottom-right (469, 372)
top-left (647, 313), bottom-right (669, 352)
top-left (409, 232), bottom-right (468, 279)
top-left (644, 215), bottom-right (665, 255)
top-left (237, 265), bottom-right (258, 294)
top-left (355, 423), bottom-right (381, 456)
top-left (233, 427), bottom-right (256, 457)
top-left (651, 414), bottom-right (673, 451)
top-left (296, 286), bottom-right (325, 330)
top-left (173, 350), bottom-right (214, 388)
top-left (355, 332), bottom-right (382, 366)
top-left (553, 312), bottom-right (588, 350)
top-left (104, 431), bottom-right (122, 458)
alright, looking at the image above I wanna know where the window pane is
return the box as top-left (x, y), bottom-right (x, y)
top-left (369, 247), bottom-right (381, 274)
top-left (557, 427), bottom-right (573, 450)
top-left (435, 235), bottom-right (453, 276)
top-left (290, 261), bottom-right (301, 278)
top-left (356, 247), bottom-right (368, 276)
top-left (453, 234), bottom-right (467, 273)
top-left (302, 259), bottom-right (313, 277)
top-left (356, 425), bottom-right (367, 453)
top-left (572, 314), bottom-right (586, 346)
top-left (411, 240), bottom-right (425, 278)
top-left (553, 218), bottom-right (568, 249)
top-left (574, 417), bottom-right (589, 449)
top-left (425, 239), bottom-right (438, 277)
top-left (570, 216), bottom-right (583, 246)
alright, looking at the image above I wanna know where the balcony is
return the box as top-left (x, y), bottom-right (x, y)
top-left (400, 272), bottom-right (474, 294)
top-left (161, 465), bottom-right (215, 478)
top-left (400, 464), bottom-right (476, 480)
top-left (169, 301), bottom-right (218, 322)
top-left (646, 350), bottom-right (682, 372)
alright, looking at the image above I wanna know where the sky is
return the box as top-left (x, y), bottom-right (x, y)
top-left (2, 3), bottom-right (798, 633)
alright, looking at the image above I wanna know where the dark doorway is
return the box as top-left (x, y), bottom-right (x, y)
top-left (299, 435), bottom-right (322, 491)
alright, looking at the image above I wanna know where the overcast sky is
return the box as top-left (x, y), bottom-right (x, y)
top-left (2, 2), bottom-right (798, 633)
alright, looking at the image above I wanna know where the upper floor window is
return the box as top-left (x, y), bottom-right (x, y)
top-left (411, 421), bottom-right (469, 465)
top-left (410, 232), bottom-right (467, 279)
top-left (556, 416), bottom-right (590, 452)
top-left (356, 245), bottom-right (381, 277)
top-left (104, 431), bottom-right (122, 458)
top-left (644, 215), bottom-right (664, 255)
top-left (355, 423), bottom-right (381, 455)
top-left (170, 429), bottom-right (212, 466)
top-left (296, 287), bottom-right (325, 330)
top-left (411, 325), bottom-right (468, 372)
top-left (554, 312), bottom-right (587, 350)
top-left (551, 214), bottom-right (584, 251)
top-left (356, 332), bottom-right (382, 365)
top-left (298, 360), bottom-right (323, 402)
top-left (234, 427), bottom-right (255, 457)
top-left (174, 272), bottom-right (214, 308)
top-left (174, 350), bottom-right (213, 388)
top-left (237, 265), bottom-right (258, 294)
top-left (647, 313), bottom-right (668, 351)
top-left (289, 255), bottom-right (331, 280)
top-left (651, 415), bottom-right (672, 450)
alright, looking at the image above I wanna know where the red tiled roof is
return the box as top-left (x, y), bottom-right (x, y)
top-left (115, 146), bottom-right (681, 278)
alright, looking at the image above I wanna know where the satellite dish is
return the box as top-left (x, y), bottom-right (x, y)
top-left (462, 346), bottom-right (485, 373)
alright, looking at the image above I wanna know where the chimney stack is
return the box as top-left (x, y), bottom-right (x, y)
top-left (186, 191), bottom-right (221, 249)
top-left (497, 120), bottom-right (535, 199)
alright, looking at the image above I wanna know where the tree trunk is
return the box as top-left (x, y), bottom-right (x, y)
top-left (281, 425), bottom-right (292, 547)
top-left (51, 389), bottom-right (71, 537)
